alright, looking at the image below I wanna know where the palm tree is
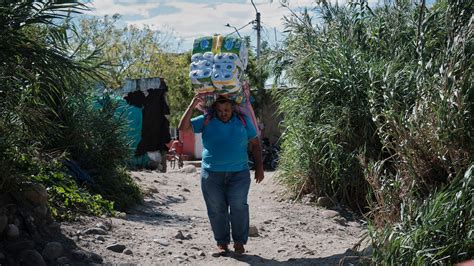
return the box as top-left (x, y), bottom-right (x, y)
top-left (0, 1), bottom-right (98, 188)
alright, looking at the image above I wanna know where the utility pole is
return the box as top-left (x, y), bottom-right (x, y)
top-left (251, 0), bottom-right (261, 59)
top-left (256, 11), bottom-right (261, 59)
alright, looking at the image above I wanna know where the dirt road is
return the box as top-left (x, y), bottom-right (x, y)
top-left (60, 164), bottom-right (367, 265)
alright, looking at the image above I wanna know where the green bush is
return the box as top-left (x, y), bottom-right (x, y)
top-left (369, 165), bottom-right (473, 264)
top-left (32, 161), bottom-right (115, 220)
top-left (48, 92), bottom-right (143, 211)
top-left (0, 1), bottom-right (142, 218)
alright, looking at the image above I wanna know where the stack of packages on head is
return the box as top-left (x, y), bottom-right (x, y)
top-left (190, 34), bottom-right (248, 108)
top-left (189, 34), bottom-right (260, 135)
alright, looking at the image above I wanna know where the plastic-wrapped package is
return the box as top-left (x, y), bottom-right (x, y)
top-left (190, 34), bottom-right (249, 107)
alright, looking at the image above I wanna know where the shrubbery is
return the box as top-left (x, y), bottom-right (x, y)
top-left (0, 1), bottom-right (142, 220)
top-left (271, 0), bottom-right (473, 263)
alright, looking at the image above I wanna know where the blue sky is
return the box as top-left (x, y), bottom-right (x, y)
top-left (84, 0), bottom-right (318, 51)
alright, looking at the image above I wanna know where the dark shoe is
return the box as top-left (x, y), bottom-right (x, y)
top-left (233, 243), bottom-right (245, 255)
top-left (212, 244), bottom-right (229, 257)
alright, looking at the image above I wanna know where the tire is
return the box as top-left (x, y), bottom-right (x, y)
top-left (248, 159), bottom-right (255, 170)
top-left (270, 157), bottom-right (278, 170)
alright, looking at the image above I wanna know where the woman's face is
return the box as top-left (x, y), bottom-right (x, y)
top-left (215, 102), bottom-right (233, 122)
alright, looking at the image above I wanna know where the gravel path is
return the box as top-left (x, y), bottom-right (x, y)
top-left (60, 164), bottom-right (367, 265)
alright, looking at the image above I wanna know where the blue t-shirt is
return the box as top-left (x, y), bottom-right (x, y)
top-left (191, 113), bottom-right (257, 172)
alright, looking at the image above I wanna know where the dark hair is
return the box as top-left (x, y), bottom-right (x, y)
top-left (213, 96), bottom-right (234, 106)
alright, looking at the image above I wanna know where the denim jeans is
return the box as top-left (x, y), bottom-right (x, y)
top-left (201, 168), bottom-right (251, 245)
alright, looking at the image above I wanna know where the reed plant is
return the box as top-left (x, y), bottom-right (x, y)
top-left (270, 0), bottom-right (472, 263)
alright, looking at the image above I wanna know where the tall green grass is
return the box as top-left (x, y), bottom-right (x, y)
top-left (272, 2), bottom-right (381, 209)
top-left (369, 165), bottom-right (473, 264)
top-left (270, 0), bottom-right (472, 263)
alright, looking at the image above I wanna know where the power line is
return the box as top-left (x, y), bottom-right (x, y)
top-left (224, 21), bottom-right (254, 37)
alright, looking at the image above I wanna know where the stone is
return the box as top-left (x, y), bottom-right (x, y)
top-left (263, 219), bottom-right (272, 224)
top-left (4, 240), bottom-right (35, 253)
top-left (42, 242), bottom-right (63, 260)
top-left (173, 255), bottom-right (186, 262)
top-left (6, 224), bottom-right (19, 240)
top-left (321, 210), bottom-right (339, 219)
top-left (95, 235), bottom-right (105, 242)
top-left (123, 248), bottom-right (133, 255)
top-left (182, 188), bottom-right (191, 193)
top-left (24, 216), bottom-right (38, 237)
top-left (23, 184), bottom-right (48, 206)
top-left (153, 238), bottom-right (169, 246)
top-left (248, 225), bottom-right (259, 237)
top-left (348, 221), bottom-right (361, 227)
top-left (82, 227), bottom-right (107, 235)
top-left (301, 193), bottom-right (316, 205)
top-left (334, 217), bottom-right (347, 226)
top-left (106, 244), bottom-right (126, 253)
top-left (20, 249), bottom-right (46, 266)
top-left (116, 212), bottom-right (127, 218)
top-left (12, 217), bottom-right (21, 227)
top-left (180, 165), bottom-right (196, 174)
top-left (95, 222), bottom-right (109, 231)
top-left (175, 230), bottom-right (186, 240)
top-left (317, 196), bottom-right (334, 208)
top-left (197, 250), bottom-right (205, 257)
top-left (71, 250), bottom-right (87, 260)
top-left (304, 250), bottom-right (315, 255)
top-left (57, 256), bottom-right (69, 264)
top-left (277, 247), bottom-right (286, 253)
top-left (33, 205), bottom-right (48, 217)
top-left (0, 215), bottom-right (8, 233)
top-left (89, 252), bottom-right (103, 263)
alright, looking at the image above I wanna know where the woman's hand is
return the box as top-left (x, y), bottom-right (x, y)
top-left (178, 94), bottom-right (204, 133)
top-left (249, 138), bottom-right (264, 183)
top-left (190, 94), bottom-right (204, 109)
top-left (254, 167), bottom-right (264, 183)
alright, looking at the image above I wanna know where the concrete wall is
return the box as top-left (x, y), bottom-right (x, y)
top-left (259, 97), bottom-right (282, 146)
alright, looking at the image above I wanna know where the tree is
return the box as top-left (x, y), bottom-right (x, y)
top-left (70, 15), bottom-right (194, 125)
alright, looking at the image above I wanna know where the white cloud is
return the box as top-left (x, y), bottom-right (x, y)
top-left (88, 0), bottom-right (161, 17)
top-left (84, 0), bottom-right (351, 51)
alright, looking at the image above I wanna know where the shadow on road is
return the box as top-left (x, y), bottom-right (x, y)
top-left (232, 249), bottom-right (366, 265)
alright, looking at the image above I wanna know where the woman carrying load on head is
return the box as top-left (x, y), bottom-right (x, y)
top-left (178, 94), bottom-right (264, 256)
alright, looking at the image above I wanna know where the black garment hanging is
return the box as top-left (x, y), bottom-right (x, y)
top-left (124, 79), bottom-right (171, 155)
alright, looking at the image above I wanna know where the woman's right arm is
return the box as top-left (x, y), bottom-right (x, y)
top-left (178, 95), bottom-right (202, 133)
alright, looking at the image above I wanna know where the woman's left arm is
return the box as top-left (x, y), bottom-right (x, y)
top-left (249, 138), bottom-right (264, 183)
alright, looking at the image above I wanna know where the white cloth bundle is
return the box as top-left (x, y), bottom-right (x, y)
top-left (121, 77), bottom-right (162, 97)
